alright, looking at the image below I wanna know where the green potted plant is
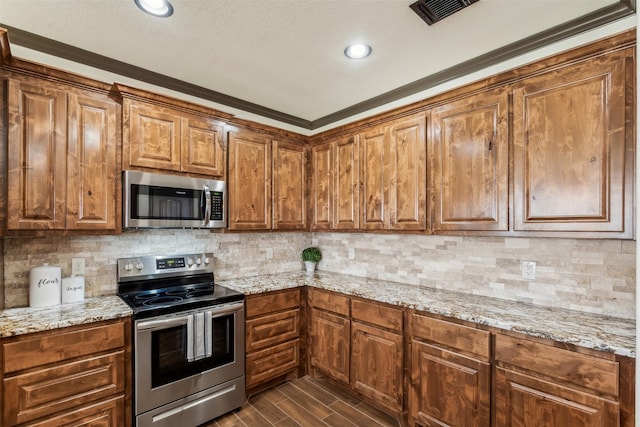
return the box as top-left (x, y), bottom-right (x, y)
top-left (302, 247), bottom-right (322, 273)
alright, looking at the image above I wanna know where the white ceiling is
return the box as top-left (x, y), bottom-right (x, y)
top-left (0, 0), bottom-right (634, 132)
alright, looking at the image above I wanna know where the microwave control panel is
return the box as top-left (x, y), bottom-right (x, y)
top-left (211, 191), bottom-right (223, 221)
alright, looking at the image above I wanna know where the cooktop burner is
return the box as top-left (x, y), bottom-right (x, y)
top-left (116, 253), bottom-right (244, 319)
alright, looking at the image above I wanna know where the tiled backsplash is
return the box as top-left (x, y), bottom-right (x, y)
top-left (312, 233), bottom-right (636, 319)
top-left (3, 231), bottom-right (636, 319)
top-left (3, 231), bottom-right (310, 308)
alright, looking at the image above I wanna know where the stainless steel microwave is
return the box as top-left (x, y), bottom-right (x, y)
top-left (123, 170), bottom-right (226, 229)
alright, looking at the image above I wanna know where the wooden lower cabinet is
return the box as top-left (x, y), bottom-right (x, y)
top-left (309, 307), bottom-right (351, 383)
top-left (409, 313), bottom-right (491, 427)
top-left (494, 333), bottom-right (625, 427)
top-left (245, 288), bottom-right (302, 392)
top-left (1, 318), bottom-right (131, 427)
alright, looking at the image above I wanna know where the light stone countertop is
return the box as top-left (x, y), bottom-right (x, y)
top-left (0, 296), bottom-right (132, 338)
top-left (219, 270), bottom-right (636, 358)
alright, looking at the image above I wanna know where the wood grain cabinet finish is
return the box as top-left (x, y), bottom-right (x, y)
top-left (1, 318), bottom-right (131, 427)
top-left (494, 334), bottom-right (622, 427)
top-left (229, 129), bottom-right (307, 230)
top-left (123, 98), bottom-right (225, 177)
top-left (245, 289), bottom-right (302, 390)
top-left (228, 129), bottom-right (272, 230)
top-left (431, 89), bottom-right (509, 232)
top-left (360, 113), bottom-right (427, 231)
top-left (311, 136), bottom-right (359, 230)
top-left (512, 47), bottom-right (634, 237)
top-left (308, 288), bottom-right (351, 384)
top-left (351, 300), bottom-right (404, 414)
top-left (409, 313), bottom-right (491, 427)
top-left (273, 140), bottom-right (307, 230)
top-left (6, 78), bottom-right (118, 231)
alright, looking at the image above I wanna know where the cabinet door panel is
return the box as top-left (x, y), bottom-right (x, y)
top-left (311, 143), bottom-right (333, 230)
top-left (310, 308), bottom-right (350, 383)
top-left (273, 140), bottom-right (306, 230)
top-left (432, 91), bottom-right (508, 231)
top-left (25, 396), bottom-right (124, 427)
top-left (410, 341), bottom-right (490, 427)
top-left (67, 92), bottom-right (117, 230)
top-left (352, 321), bottom-right (403, 412)
top-left (513, 50), bottom-right (631, 234)
top-left (3, 352), bottom-right (125, 426)
top-left (389, 115), bottom-right (427, 230)
top-left (335, 135), bottom-right (360, 229)
top-left (7, 80), bottom-right (67, 230)
top-left (360, 127), bottom-right (389, 230)
top-left (181, 116), bottom-right (225, 177)
top-left (495, 367), bottom-right (619, 427)
top-left (127, 102), bottom-right (180, 171)
top-left (228, 130), bottom-right (271, 230)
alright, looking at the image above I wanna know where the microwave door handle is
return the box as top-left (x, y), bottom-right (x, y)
top-left (202, 184), bottom-right (211, 227)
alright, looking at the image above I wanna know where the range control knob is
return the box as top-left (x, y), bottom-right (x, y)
top-left (135, 262), bottom-right (144, 271)
top-left (124, 263), bottom-right (133, 272)
top-left (187, 258), bottom-right (194, 267)
top-left (195, 258), bottom-right (202, 266)
top-left (203, 257), bottom-right (210, 265)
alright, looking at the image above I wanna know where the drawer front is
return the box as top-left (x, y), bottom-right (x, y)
top-left (4, 351), bottom-right (125, 426)
top-left (495, 334), bottom-right (619, 396)
top-left (25, 395), bottom-right (125, 427)
top-left (3, 321), bottom-right (125, 374)
top-left (309, 288), bottom-right (350, 316)
top-left (352, 299), bottom-right (403, 332)
top-left (411, 313), bottom-right (490, 360)
top-left (246, 308), bottom-right (300, 352)
top-left (246, 288), bottom-right (301, 318)
top-left (246, 339), bottom-right (300, 387)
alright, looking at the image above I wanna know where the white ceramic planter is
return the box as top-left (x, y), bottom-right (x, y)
top-left (304, 261), bottom-right (316, 273)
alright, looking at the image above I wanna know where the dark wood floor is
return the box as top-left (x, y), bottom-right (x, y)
top-left (207, 376), bottom-right (400, 427)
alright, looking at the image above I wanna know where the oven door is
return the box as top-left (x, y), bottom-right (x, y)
top-left (134, 302), bottom-right (245, 415)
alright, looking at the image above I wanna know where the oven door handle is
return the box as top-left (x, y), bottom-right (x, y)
top-left (209, 301), bottom-right (244, 317)
top-left (136, 315), bottom-right (191, 331)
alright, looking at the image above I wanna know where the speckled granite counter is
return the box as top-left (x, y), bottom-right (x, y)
top-left (0, 296), bottom-right (132, 337)
top-left (219, 270), bottom-right (636, 358)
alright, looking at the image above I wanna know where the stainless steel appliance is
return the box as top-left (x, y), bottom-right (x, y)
top-left (123, 170), bottom-right (226, 229)
top-left (117, 253), bottom-right (245, 427)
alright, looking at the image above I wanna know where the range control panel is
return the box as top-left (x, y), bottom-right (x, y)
top-left (117, 252), bottom-right (213, 282)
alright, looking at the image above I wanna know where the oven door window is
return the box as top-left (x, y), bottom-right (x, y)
top-left (151, 314), bottom-right (235, 389)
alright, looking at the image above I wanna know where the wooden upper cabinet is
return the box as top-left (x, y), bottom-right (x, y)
top-left (389, 114), bottom-right (427, 230)
top-left (6, 78), bottom-right (118, 232)
top-left (512, 47), bottom-right (634, 236)
top-left (66, 92), bottom-right (118, 230)
top-left (360, 125), bottom-right (390, 230)
top-left (228, 129), bottom-right (272, 230)
top-left (7, 79), bottom-right (67, 230)
top-left (311, 136), bottom-right (359, 231)
top-left (360, 114), bottom-right (426, 231)
top-left (432, 89), bottom-right (509, 232)
top-left (120, 89), bottom-right (227, 178)
top-left (180, 115), bottom-right (225, 177)
top-left (311, 142), bottom-right (333, 230)
top-left (335, 135), bottom-right (360, 229)
top-left (126, 101), bottom-right (180, 171)
top-left (273, 140), bottom-right (306, 230)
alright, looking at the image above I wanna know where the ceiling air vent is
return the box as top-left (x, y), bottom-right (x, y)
top-left (410, 0), bottom-right (479, 26)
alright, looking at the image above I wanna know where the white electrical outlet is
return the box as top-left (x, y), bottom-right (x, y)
top-left (71, 258), bottom-right (85, 276)
top-left (521, 261), bottom-right (536, 280)
top-left (348, 248), bottom-right (355, 260)
top-left (266, 248), bottom-right (273, 259)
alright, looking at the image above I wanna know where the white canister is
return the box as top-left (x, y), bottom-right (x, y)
top-left (29, 263), bottom-right (62, 308)
top-left (62, 276), bottom-right (85, 304)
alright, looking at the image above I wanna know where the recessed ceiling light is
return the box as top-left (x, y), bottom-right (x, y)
top-left (344, 43), bottom-right (372, 60)
top-left (134, 0), bottom-right (174, 17)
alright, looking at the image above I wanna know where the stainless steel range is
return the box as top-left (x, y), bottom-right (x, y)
top-left (117, 253), bottom-right (245, 427)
